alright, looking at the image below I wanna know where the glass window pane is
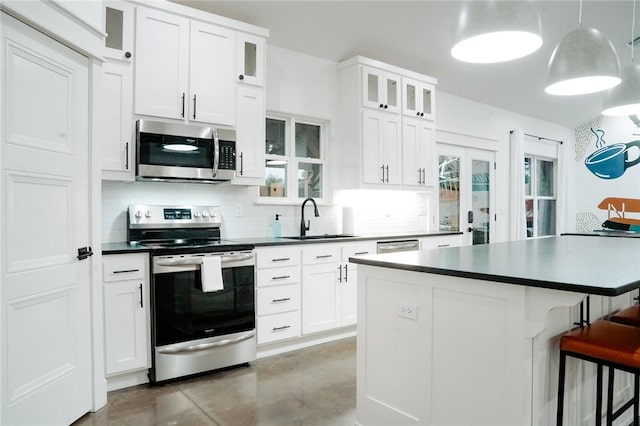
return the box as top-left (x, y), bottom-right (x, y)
top-left (472, 160), bottom-right (490, 245)
top-left (406, 84), bottom-right (416, 110)
top-left (266, 118), bottom-right (285, 155)
top-left (537, 200), bottom-right (556, 236)
top-left (536, 160), bottom-right (554, 196)
top-left (367, 73), bottom-right (378, 103)
top-left (261, 160), bottom-right (287, 197)
top-left (439, 155), bottom-right (460, 231)
top-left (295, 123), bottom-right (320, 158)
top-left (105, 7), bottom-right (124, 50)
top-left (525, 199), bottom-right (534, 238)
top-left (298, 163), bottom-right (322, 198)
top-left (524, 157), bottom-right (532, 196)
top-left (244, 41), bottom-right (257, 77)
top-left (422, 87), bottom-right (432, 115)
top-left (387, 78), bottom-right (398, 107)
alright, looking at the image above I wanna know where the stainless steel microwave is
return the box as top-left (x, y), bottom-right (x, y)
top-left (136, 120), bottom-right (236, 183)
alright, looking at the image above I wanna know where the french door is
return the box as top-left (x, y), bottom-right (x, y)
top-left (1, 12), bottom-right (92, 425)
top-left (437, 144), bottom-right (496, 246)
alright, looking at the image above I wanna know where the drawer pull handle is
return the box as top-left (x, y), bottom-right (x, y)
top-left (316, 254), bottom-right (333, 259)
top-left (272, 257), bottom-right (291, 262)
top-left (272, 325), bottom-right (291, 331)
top-left (437, 244), bottom-right (450, 248)
top-left (272, 275), bottom-right (291, 280)
top-left (113, 269), bottom-right (140, 274)
top-left (354, 251), bottom-right (369, 255)
top-left (272, 297), bottom-right (291, 303)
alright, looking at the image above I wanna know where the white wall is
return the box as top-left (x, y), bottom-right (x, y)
top-left (102, 45), bottom-right (576, 243)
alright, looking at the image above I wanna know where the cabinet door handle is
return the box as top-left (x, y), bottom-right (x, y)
top-left (192, 94), bottom-right (197, 119)
top-left (272, 297), bottom-right (291, 303)
top-left (272, 325), bottom-right (291, 331)
top-left (379, 103), bottom-right (384, 108)
top-left (422, 168), bottom-right (426, 184)
top-left (354, 251), bottom-right (369, 255)
top-left (385, 165), bottom-right (389, 183)
top-left (271, 257), bottom-right (290, 262)
top-left (316, 254), bottom-right (333, 259)
top-left (138, 283), bottom-right (143, 308)
top-left (271, 275), bottom-right (291, 280)
top-left (344, 264), bottom-right (348, 282)
top-left (420, 112), bottom-right (425, 117)
top-left (125, 142), bottom-right (129, 170)
top-left (418, 168), bottom-right (422, 184)
top-left (384, 104), bottom-right (388, 109)
top-left (381, 165), bottom-right (385, 183)
top-left (113, 269), bottom-right (139, 274)
top-left (240, 152), bottom-right (244, 176)
top-left (181, 92), bottom-right (185, 118)
top-left (338, 264), bottom-right (342, 283)
top-left (437, 244), bottom-right (451, 248)
top-left (239, 74), bottom-right (244, 81)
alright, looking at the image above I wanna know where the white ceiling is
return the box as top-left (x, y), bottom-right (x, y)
top-left (173, 0), bottom-right (635, 129)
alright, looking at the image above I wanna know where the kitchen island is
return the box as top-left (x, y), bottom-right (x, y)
top-left (350, 236), bottom-right (640, 426)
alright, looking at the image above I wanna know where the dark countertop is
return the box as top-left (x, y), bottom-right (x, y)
top-left (102, 231), bottom-right (462, 254)
top-left (350, 235), bottom-right (640, 296)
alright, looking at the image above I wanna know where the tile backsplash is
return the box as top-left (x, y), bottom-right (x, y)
top-left (102, 181), bottom-right (431, 243)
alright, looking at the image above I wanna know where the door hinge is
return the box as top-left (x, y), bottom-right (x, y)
top-left (494, 162), bottom-right (496, 170)
top-left (77, 246), bottom-right (94, 261)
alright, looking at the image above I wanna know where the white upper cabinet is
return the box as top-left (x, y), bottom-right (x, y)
top-left (134, 7), bottom-right (189, 120)
top-left (189, 21), bottom-right (235, 125)
top-left (104, 1), bottom-right (134, 62)
top-left (233, 85), bottom-right (265, 184)
top-left (402, 77), bottom-right (435, 120)
top-left (362, 109), bottom-right (402, 185)
top-left (134, 7), bottom-right (235, 125)
top-left (402, 118), bottom-right (434, 187)
top-left (361, 66), bottom-right (401, 114)
top-left (236, 33), bottom-right (265, 86)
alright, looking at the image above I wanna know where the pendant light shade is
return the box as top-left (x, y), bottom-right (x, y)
top-left (602, 64), bottom-right (640, 115)
top-left (545, 27), bottom-right (621, 95)
top-left (451, 1), bottom-right (542, 63)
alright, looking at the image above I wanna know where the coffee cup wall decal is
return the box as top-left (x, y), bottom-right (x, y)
top-left (584, 141), bottom-right (640, 179)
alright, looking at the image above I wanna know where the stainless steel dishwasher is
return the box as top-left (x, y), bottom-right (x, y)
top-left (376, 239), bottom-right (420, 254)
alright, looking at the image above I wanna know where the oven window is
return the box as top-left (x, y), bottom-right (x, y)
top-left (139, 133), bottom-right (213, 168)
top-left (153, 265), bottom-right (255, 347)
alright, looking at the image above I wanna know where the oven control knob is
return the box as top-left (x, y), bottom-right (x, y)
top-left (135, 210), bottom-right (143, 219)
top-left (202, 211), bottom-right (210, 217)
top-left (194, 211), bottom-right (201, 218)
top-left (210, 211), bottom-right (217, 218)
top-left (145, 210), bottom-right (151, 218)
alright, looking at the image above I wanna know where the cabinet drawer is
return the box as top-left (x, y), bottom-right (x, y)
top-left (302, 245), bottom-right (341, 265)
top-left (257, 311), bottom-right (301, 344)
top-left (421, 235), bottom-right (462, 250)
top-left (257, 284), bottom-right (300, 316)
top-left (342, 241), bottom-right (376, 261)
top-left (103, 253), bottom-right (147, 282)
top-left (257, 266), bottom-right (300, 288)
top-left (256, 247), bottom-right (300, 269)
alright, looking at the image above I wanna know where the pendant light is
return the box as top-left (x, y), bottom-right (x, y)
top-left (602, 0), bottom-right (640, 116)
top-left (451, 0), bottom-right (542, 64)
top-left (545, 0), bottom-right (620, 95)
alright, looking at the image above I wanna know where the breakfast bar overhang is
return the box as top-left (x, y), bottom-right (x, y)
top-left (350, 235), bottom-right (640, 426)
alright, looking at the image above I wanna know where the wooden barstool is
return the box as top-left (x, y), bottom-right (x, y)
top-left (557, 319), bottom-right (640, 426)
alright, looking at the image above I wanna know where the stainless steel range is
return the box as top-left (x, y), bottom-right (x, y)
top-left (128, 205), bottom-right (256, 383)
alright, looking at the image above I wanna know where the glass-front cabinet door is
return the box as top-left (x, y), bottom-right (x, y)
top-left (236, 33), bottom-right (265, 86)
top-left (104, 1), bottom-right (134, 62)
top-left (361, 66), bottom-right (400, 114)
top-left (438, 145), bottom-right (495, 246)
top-left (402, 77), bottom-right (435, 120)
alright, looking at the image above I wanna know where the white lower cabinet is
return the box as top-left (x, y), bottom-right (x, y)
top-left (420, 234), bottom-right (462, 250)
top-left (255, 247), bottom-right (302, 345)
top-left (102, 253), bottom-right (150, 376)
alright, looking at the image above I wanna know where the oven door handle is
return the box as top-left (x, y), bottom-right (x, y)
top-left (155, 253), bottom-right (254, 267)
top-left (157, 332), bottom-right (255, 354)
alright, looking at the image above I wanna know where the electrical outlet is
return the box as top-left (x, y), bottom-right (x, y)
top-left (398, 304), bottom-right (417, 320)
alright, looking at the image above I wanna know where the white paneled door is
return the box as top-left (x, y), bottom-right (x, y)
top-left (1, 12), bottom-right (92, 425)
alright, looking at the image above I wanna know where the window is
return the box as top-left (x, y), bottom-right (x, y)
top-left (524, 156), bottom-right (556, 238)
top-left (261, 114), bottom-right (327, 201)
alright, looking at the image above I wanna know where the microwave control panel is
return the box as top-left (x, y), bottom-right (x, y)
top-left (219, 141), bottom-right (236, 170)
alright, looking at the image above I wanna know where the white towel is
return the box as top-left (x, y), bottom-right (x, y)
top-left (201, 256), bottom-right (224, 292)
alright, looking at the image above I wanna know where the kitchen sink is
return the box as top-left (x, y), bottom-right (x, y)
top-left (282, 234), bottom-right (357, 240)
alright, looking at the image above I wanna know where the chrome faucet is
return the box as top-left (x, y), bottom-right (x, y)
top-left (300, 197), bottom-right (320, 237)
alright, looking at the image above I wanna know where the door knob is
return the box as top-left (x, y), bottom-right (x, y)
top-left (467, 227), bottom-right (474, 232)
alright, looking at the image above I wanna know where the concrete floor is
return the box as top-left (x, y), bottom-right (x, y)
top-left (74, 337), bottom-right (356, 426)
